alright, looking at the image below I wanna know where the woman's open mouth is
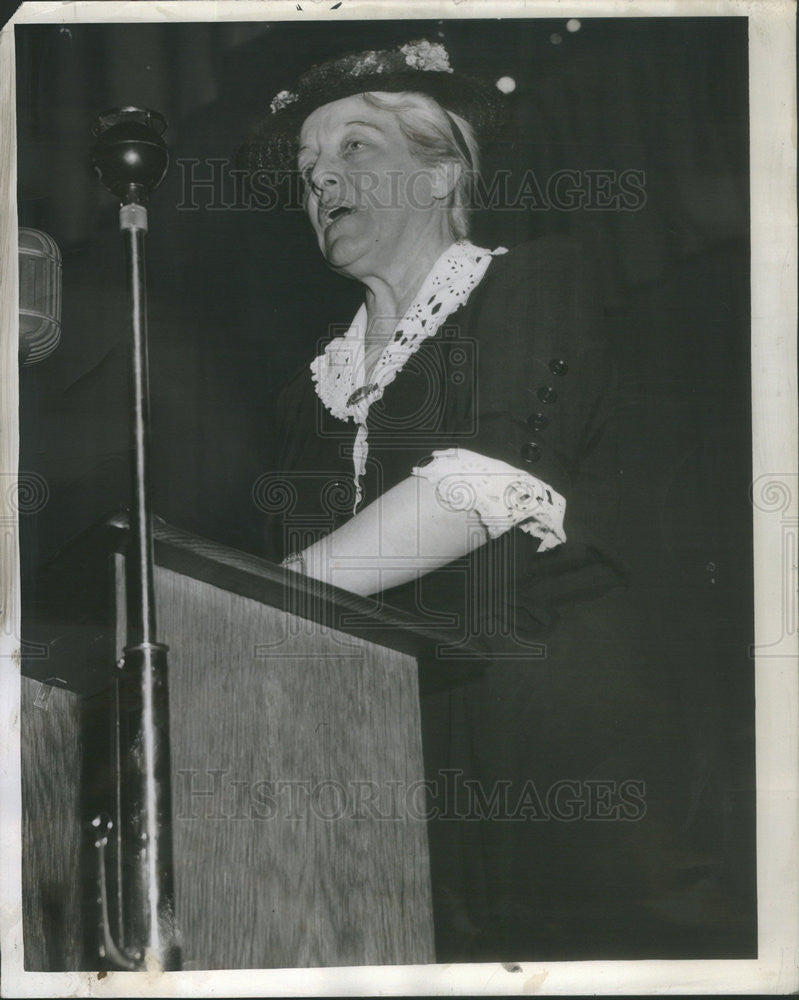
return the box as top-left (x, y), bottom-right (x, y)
top-left (324, 204), bottom-right (355, 229)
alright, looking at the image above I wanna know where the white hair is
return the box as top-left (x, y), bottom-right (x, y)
top-left (362, 91), bottom-right (480, 240)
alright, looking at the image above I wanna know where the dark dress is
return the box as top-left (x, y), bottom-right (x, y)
top-left (267, 237), bottom-right (677, 960)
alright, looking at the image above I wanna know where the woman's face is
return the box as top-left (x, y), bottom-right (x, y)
top-left (298, 94), bottom-right (445, 280)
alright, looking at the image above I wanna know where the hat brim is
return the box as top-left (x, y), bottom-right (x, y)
top-left (237, 69), bottom-right (510, 173)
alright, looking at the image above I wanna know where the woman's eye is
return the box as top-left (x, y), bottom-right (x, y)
top-left (344, 139), bottom-right (367, 154)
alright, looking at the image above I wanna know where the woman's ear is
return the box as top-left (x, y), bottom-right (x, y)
top-left (431, 158), bottom-right (463, 200)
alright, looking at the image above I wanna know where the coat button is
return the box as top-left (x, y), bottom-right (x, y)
top-left (527, 412), bottom-right (549, 432)
top-left (537, 385), bottom-right (558, 404)
top-left (521, 441), bottom-right (541, 463)
top-left (549, 358), bottom-right (569, 376)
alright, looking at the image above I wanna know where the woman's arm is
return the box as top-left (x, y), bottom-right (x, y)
top-left (290, 448), bottom-right (567, 596)
top-left (296, 474), bottom-right (481, 597)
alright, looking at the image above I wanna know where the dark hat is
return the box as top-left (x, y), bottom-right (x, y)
top-left (237, 39), bottom-right (511, 173)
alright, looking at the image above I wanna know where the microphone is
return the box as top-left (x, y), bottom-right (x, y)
top-left (18, 228), bottom-right (62, 365)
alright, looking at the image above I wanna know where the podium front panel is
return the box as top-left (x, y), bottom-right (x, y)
top-left (150, 563), bottom-right (435, 969)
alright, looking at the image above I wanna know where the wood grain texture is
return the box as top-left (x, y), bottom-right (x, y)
top-left (153, 565), bottom-right (435, 969)
top-left (20, 678), bottom-right (84, 970)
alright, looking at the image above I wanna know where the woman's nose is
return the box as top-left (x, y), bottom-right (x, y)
top-left (309, 159), bottom-right (342, 196)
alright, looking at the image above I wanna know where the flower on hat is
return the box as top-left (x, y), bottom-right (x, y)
top-left (270, 89), bottom-right (299, 115)
top-left (400, 40), bottom-right (453, 73)
top-left (351, 50), bottom-right (382, 76)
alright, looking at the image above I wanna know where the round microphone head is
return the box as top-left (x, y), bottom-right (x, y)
top-left (91, 107), bottom-right (169, 203)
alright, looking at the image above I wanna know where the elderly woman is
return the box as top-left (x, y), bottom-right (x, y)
top-left (241, 40), bottom-right (650, 961)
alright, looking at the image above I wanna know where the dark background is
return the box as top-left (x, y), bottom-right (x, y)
top-left (15, 16), bottom-right (756, 957)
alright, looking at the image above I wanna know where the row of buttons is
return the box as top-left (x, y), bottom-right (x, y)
top-left (522, 358), bottom-right (568, 464)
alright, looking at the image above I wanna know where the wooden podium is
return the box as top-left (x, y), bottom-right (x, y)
top-left (21, 515), bottom-right (478, 970)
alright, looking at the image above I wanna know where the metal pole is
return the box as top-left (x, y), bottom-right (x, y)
top-left (123, 204), bottom-right (157, 646)
top-left (117, 201), bottom-right (180, 971)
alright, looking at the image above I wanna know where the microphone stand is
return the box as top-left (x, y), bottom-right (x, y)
top-left (90, 107), bottom-right (180, 971)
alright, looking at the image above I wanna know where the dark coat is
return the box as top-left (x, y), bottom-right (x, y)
top-left (270, 237), bottom-right (629, 649)
top-left (268, 238), bottom-right (693, 960)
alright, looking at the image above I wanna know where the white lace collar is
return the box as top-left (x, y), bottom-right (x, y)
top-left (310, 239), bottom-right (508, 510)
